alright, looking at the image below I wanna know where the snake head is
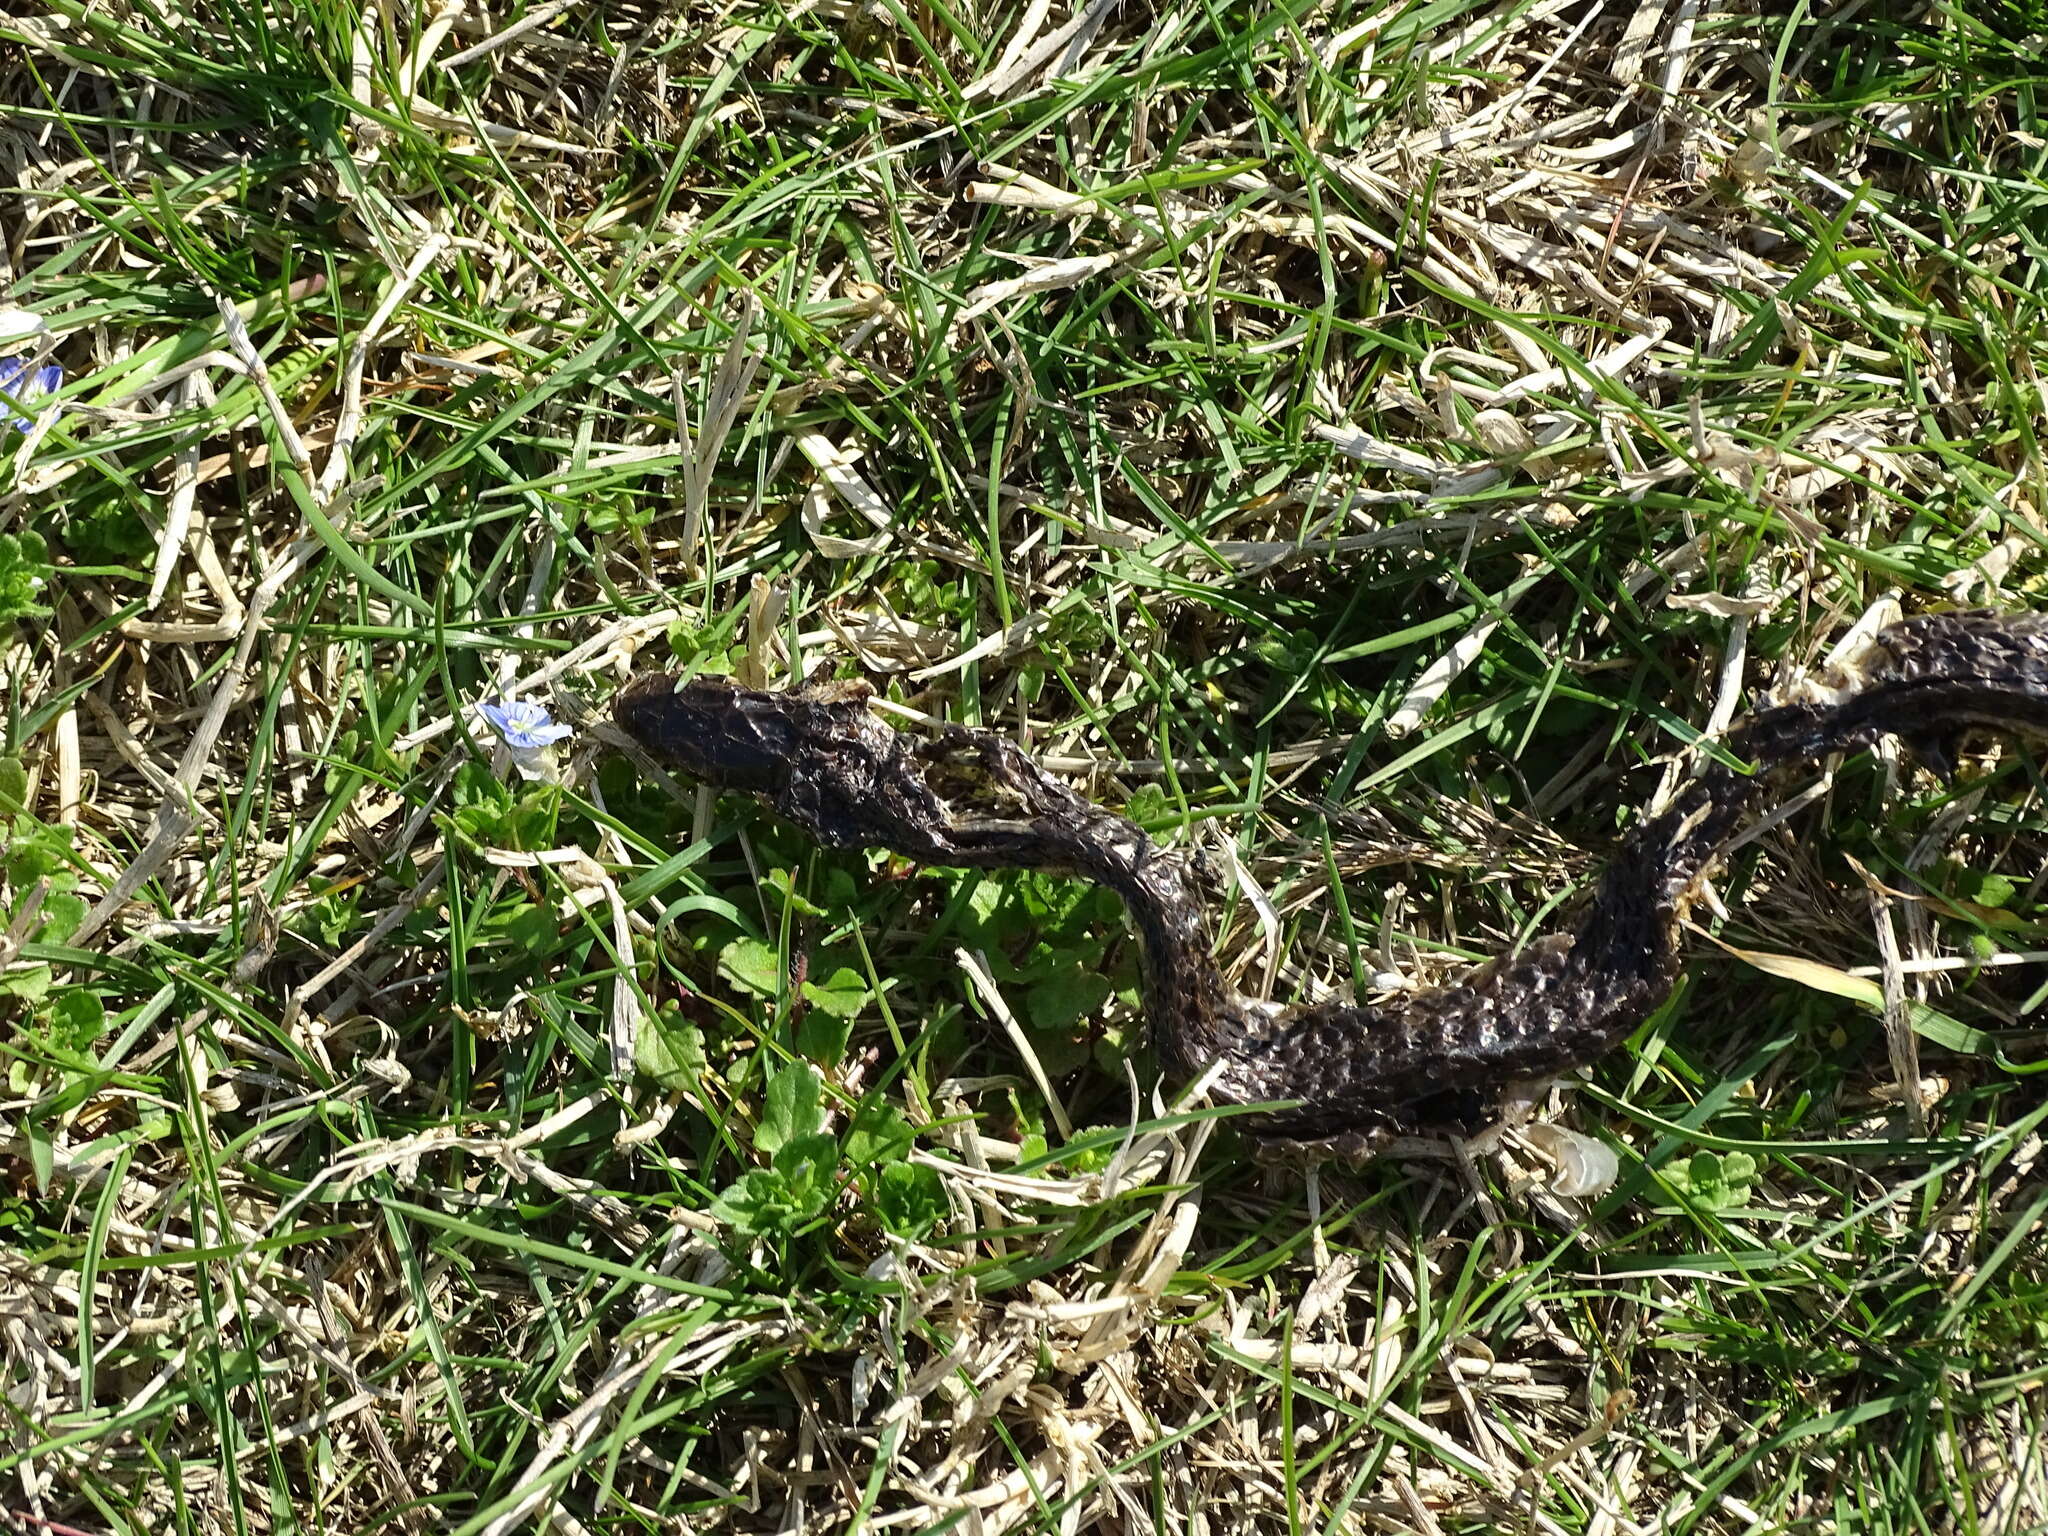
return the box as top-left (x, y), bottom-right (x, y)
top-left (615, 672), bottom-right (800, 794)
top-left (615, 671), bottom-right (889, 800)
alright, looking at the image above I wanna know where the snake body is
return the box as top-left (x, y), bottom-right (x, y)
top-left (616, 612), bottom-right (2048, 1140)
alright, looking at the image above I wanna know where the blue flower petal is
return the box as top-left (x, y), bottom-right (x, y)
top-left (480, 697), bottom-right (574, 751)
top-left (0, 355), bottom-right (60, 431)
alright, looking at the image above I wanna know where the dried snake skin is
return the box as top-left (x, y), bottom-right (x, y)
top-left (616, 611), bottom-right (2048, 1139)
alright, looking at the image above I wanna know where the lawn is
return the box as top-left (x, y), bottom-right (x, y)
top-left (3, 0), bottom-right (2047, 1531)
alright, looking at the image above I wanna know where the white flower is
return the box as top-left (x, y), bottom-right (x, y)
top-left (0, 308), bottom-right (48, 347)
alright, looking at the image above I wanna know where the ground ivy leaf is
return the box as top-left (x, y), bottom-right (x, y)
top-left (770, 1130), bottom-right (837, 1185)
top-left (35, 889), bottom-right (85, 946)
top-left (803, 966), bottom-right (868, 1019)
top-left (874, 1161), bottom-right (946, 1236)
top-left (47, 990), bottom-right (104, 1053)
top-left (711, 1168), bottom-right (795, 1235)
top-left (505, 902), bottom-right (558, 957)
top-left (843, 1098), bottom-right (915, 1170)
top-left (964, 875), bottom-right (1006, 928)
top-left (1123, 783), bottom-right (1173, 826)
top-left (795, 1007), bottom-right (851, 1067)
top-left (0, 757), bottom-right (27, 815)
top-left (757, 1062), bottom-right (824, 1158)
top-left (0, 530), bottom-right (52, 625)
top-left (1950, 867), bottom-right (2018, 909)
top-left (6, 814), bottom-right (73, 887)
top-left (719, 936), bottom-right (783, 998)
top-left (0, 963), bottom-right (51, 1004)
top-left (634, 1009), bottom-right (707, 1092)
top-left (765, 867), bottom-right (827, 917)
top-left (1027, 965), bottom-right (1113, 1032)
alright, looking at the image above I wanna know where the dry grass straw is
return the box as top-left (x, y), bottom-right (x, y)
top-left (2, 0), bottom-right (2046, 1532)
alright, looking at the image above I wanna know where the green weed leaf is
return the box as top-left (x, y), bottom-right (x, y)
top-left (0, 530), bottom-right (52, 624)
top-left (635, 1009), bottom-right (707, 1092)
top-left (802, 965), bottom-right (868, 1020)
top-left (1950, 867), bottom-right (2018, 909)
top-left (765, 867), bottom-right (827, 917)
top-left (46, 990), bottom-right (104, 1053)
top-left (757, 1062), bottom-right (825, 1159)
top-left (843, 1098), bottom-right (915, 1170)
top-left (710, 1169), bottom-right (799, 1235)
top-left (719, 937), bottom-right (783, 998)
top-left (874, 1162), bottom-right (946, 1236)
top-left (1665, 1150), bottom-right (1759, 1212)
top-left (1027, 964), bottom-right (1113, 1032)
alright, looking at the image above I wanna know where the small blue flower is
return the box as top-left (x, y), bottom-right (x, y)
top-left (0, 357), bottom-right (60, 431)
top-left (479, 697), bottom-right (574, 751)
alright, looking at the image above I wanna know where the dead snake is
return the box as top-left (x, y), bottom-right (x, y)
top-left (615, 611), bottom-right (2048, 1140)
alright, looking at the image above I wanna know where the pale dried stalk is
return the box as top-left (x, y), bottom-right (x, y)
top-left (318, 234), bottom-right (451, 503)
top-left (74, 243), bottom-right (448, 948)
top-left (147, 369), bottom-right (213, 611)
top-left (677, 296), bottom-right (761, 569)
top-left (1849, 854), bottom-right (1925, 1135)
top-left (439, 0), bottom-right (578, 68)
top-left (957, 947), bottom-right (1075, 1141)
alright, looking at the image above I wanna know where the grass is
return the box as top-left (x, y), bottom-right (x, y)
top-left (3, 0), bottom-right (2048, 1530)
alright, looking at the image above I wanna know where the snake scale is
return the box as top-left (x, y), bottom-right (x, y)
top-left (616, 611), bottom-right (2048, 1141)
